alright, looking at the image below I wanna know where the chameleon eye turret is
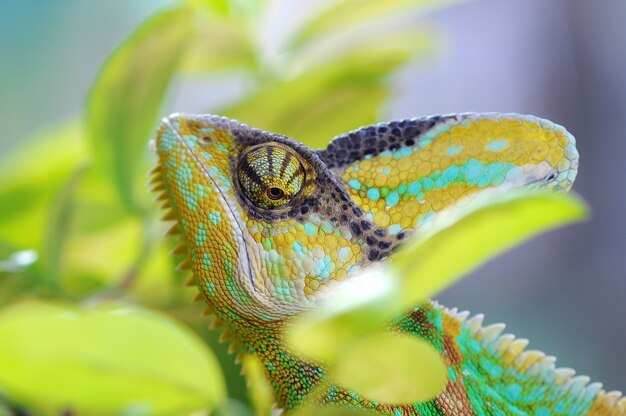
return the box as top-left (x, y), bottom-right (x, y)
top-left (237, 143), bottom-right (306, 210)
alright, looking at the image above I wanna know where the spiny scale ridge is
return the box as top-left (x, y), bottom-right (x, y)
top-left (444, 305), bottom-right (625, 413)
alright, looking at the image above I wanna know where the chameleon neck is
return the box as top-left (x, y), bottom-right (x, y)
top-left (224, 315), bottom-right (326, 408)
top-left (233, 302), bottom-right (624, 415)
top-left (247, 327), bottom-right (326, 408)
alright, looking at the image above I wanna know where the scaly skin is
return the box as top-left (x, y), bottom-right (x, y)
top-left (150, 113), bottom-right (625, 415)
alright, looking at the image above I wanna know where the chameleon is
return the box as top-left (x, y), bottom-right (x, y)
top-left (149, 112), bottom-right (625, 415)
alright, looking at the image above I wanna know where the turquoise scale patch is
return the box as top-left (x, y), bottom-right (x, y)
top-left (273, 278), bottom-right (293, 300)
top-left (208, 166), bottom-right (232, 190)
top-left (205, 281), bottom-right (216, 296)
top-left (338, 247), bottom-right (352, 262)
top-left (320, 221), bottom-right (333, 234)
top-left (195, 223), bottom-right (207, 247)
top-left (367, 188), bottom-right (380, 201)
top-left (389, 224), bottom-right (402, 235)
top-left (200, 252), bottom-right (212, 270)
top-left (447, 366), bottom-right (457, 382)
top-left (304, 223), bottom-right (319, 236)
top-left (292, 241), bottom-right (308, 256)
top-left (386, 191), bottom-right (400, 207)
top-left (158, 129), bottom-right (178, 152)
top-left (314, 255), bottom-right (335, 279)
top-left (208, 211), bottom-right (221, 225)
top-left (215, 143), bottom-right (229, 154)
top-left (346, 159), bottom-right (517, 203)
top-left (182, 135), bottom-right (198, 150)
top-left (348, 179), bottom-right (361, 190)
top-left (196, 183), bottom-right (210, 198)
top-left (485, 139), bottom-right (510, 152)
top-left (408, 180), bottom-right (421, 195)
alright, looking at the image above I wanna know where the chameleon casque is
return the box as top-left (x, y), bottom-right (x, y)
top-left (149, 112), bottom-right (625, 415)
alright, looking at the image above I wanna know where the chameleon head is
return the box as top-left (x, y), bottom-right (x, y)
top-left (152, 113), bottom-right (578, 326)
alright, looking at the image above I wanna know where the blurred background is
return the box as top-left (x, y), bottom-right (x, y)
top-left (0, 0), bottom-right (624, 414)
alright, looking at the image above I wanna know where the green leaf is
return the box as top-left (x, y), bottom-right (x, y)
top-left (0, 120), bottom-right (82, 250)
top-left (241, 354), bottom-right (275, 416)
top-left (181, 19), bottom-right (256, 74)
top-left (86, 8), bottom-right (194, 212)
top-left (42, 165), bottom-right (88, 286)
top-left (287, 190), bottom-right (587, 364)
top-left (184, 0), bottom-right (266, 19)
top-left (390, 190), bottom-right (588, 309)
top-left (293, 405), bottom-right (376, 416)
top-left (291, 0), bottom-right (463, 48)
top-left (330, 334), bottom-right (446, 403)
top-left (184, 0), bottom-right (230, 15)
top-left (286, 29), bottom-right (433, 78)
top-left (224, 49), bottom-right (414, 148)
top-left (213, 399), bottom-right (255, 416)
top-left (0, 301), bottom-right (226, 415)
top-left (285, 270), bottom-right (396, 363)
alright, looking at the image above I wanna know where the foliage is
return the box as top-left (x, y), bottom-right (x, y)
top-left (0, 301), bottom-right (224, 415)
top-left (0, 0), bottom-right (586, 415)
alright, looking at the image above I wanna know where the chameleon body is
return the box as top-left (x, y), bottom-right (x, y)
top-left (150, 112), bottom-right (625, 415)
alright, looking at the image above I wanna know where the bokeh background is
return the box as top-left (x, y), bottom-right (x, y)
top-left (1, 0), bottom-right (624, 413)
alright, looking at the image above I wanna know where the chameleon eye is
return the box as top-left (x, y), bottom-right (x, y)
top-left (237, 144), bottom-right (306, 210)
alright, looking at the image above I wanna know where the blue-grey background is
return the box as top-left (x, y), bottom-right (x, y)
top-left (1, 0), bottom-right (624, 391)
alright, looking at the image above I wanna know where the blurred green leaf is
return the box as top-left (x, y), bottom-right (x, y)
top-left (0, 301), bottom-right (226, 415)
top-left (0, 121), bottom-right (82, 249)
top-left (43, 165), bottom-right (88, 286)
top-left (241, 354), bottom-right (275, 416)
top-left (293, 405), bottom-right (376, 416)
top-left (184, 0), bottom-right (230, 16)
top-left (286, 269), bottom-right (396, 363)
top-left (287, 190), bottom-right (587, 367)
top-left (184, 0), bottom-right (265, 20)
top-left (63, 216), bottom-right (143, 293)
top-left (291, 0), bottom-right (461, 48)
top-left (225, 49), bottom-right (414, 148)
top-left (331, 334), bottom-right (446, 403)
top-left (213, 399), bottom-right (255, 416)
top-left (182, 19), bottom-right (256, 73)
top-left (286, 29), bottom-right (433, 78)
top-left (86, 8), bottom-right (194, 212)
top-left (390, 190), bottom-right (588, 310)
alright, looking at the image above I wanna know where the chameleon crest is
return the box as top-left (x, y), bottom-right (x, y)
top-left (151, 113), bottom-right (624, 415)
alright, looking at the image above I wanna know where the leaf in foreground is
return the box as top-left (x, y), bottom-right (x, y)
top-left (330, 334), bottom-right (446, 404)
top-left (0, 301), bottom-right (225, 415)
top-left (287, 190), bottom-right (587, 368)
